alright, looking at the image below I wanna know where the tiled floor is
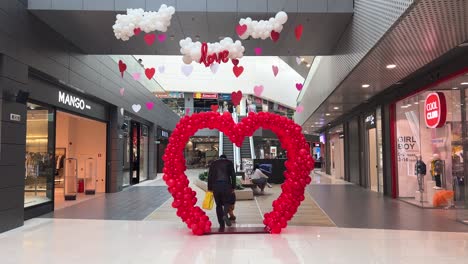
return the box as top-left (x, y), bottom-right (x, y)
top-left (1, 218), bottom-right (468, 264)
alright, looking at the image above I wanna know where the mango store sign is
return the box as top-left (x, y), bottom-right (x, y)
top-left (58, 91), bottom-right (91, 111)
top-left (424, 92), bottom-right (446, 128)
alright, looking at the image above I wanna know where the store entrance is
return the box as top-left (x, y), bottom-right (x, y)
top-left (54, 111), bottom-right (107, 209)
top-left (367, 128), bottom-right (378, 192)
top-left (128, 122), bottom-right (149, 185)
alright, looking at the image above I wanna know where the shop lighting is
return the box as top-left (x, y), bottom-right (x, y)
top-left (333, 106), bottom-right (339, 110)
top-left (325, 113), bottom-right (331, 116)
top-left (300, 57), bottom-right (305, 62)
top-left (306, 63), bottom-right (311, 67)
top-left (414, 101), bottom-right (419, 104)
top-left (386, 64), bottom-right (397, 69)
top-left (362, 84), bottom-right (370, 88)
top-left (452, 87), bottom-right (459, 90)
top-left (461, 82), bottom-right (468, 85)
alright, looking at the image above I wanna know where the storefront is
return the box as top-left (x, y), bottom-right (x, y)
top-left (328, 126), bottom-right (344, 179)
top-left (122, 116), bottom-right (150, 186)
top-left (363, 110), bottom-right (384, 193)
top-left (185, 137), bottom-right (219, 168)
top-left (156, 127), bottom-right (171, 173)
top-left (24, 76), bottom-right (109, 218)
top-left (392, 72), bottom-right (467, 215)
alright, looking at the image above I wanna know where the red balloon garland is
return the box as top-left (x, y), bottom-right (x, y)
top-left (162, 112), bottom-right (314, 235)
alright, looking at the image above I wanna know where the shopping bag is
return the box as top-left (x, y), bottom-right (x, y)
top-left (202, 191), bottom-right (214, 210)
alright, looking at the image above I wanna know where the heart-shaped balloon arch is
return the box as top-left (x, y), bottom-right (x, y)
top-left (162, 111), bottom-right (314, 235)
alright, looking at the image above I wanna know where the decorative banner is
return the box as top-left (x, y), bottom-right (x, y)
top-left (424, 92), bottom-right (447, 128)
top-left (162, 112), bottom-right (313, 235)
top-left (145, 68), bottom-right (156, 79)
top-left (113, 5), bottom-right (176, 41)
top-left (254, 85), bottom-right (264, 97)
top-left (295, 24), bottom-right (304, 41)
top-left (132, 104), bottom-right (141, 113)
top-left (118, 60), bottom-right (127, 77)
top-left (231, 90), bottom-right (243, 106)
top-left (233, 65), bottom-right (244, 78)
top-left (272, 65), bottom-right (279, 77)
top-left (296, 83), bottom-right (303, 91)
top-left (179, 37), bottom-right (245, 66)
top-left (237, 11), bottom-right (288, 40)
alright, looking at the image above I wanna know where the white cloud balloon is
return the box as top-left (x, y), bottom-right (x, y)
top-left (113, 5), bottom-right (175, 41)
top-left (237, 11), bottom-right (288, 40)
top-left (179, 37), bottom-right (245, 65)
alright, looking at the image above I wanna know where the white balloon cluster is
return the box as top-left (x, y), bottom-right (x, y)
top-left (113, 5), bottom-right (175, 41)
top-left (179, 37), bottom-right (245, 65)
top-left (238, 11), bottom-right (288, 40)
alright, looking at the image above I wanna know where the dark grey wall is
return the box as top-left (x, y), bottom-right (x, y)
top-left (0, 0), bottom-right (179, 233)
top-left (345, 117), bottom-right (361, 185)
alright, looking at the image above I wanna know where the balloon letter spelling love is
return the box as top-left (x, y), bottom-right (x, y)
top-left (162, 112), bottom-right (314, 235)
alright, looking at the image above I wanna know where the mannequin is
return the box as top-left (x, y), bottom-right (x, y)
top-left (430, 154), bottom-right (443, 188)
top-left (414, 155), bottom-right (426, 192)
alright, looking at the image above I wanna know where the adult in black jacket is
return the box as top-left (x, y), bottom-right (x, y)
top-left (207, 154), bottom-right (236, 228)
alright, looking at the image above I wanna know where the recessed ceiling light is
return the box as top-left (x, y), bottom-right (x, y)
top-left (300, 57), bottom-right (305, 62)
top-left (414, 102), bottom-right (419, 105)
top-left (452, 87), bottom-right (459, 90)
top-left (314, 122), bottom-right (320, 124)
top-left (306, 63), bottom-right (311, 68)
top-left (386, 64), bottom-right (397, 69)
top-left (362, 84), bottom-right (370, 88)
top-left (459, 42), bottom-right (468, 47)
top-left (325, 113), bottom-right (331, 116)
top-left (461, 82), bottom-right (468, 85)
top-left (333, 106), bottom-right (339, 110)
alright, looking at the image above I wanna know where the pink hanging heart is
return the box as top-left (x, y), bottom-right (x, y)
top-left (185, 108), bottom-right (191, 115)
top-left (144, 33), bottom-right (156, 46)
top-left (132, 72), bottom-right (141, 80)
top-left (296, 83), bottom-right (303, 91)
top-left (254, 85), bottom-right (264, 97)
top-left (119, 88), bottom-right (125, 96)
top-left (272, 65), bottom-right (279, 77)
top-left (254, 47), bottom-right (262, 56)
top-left (158, 34), bottom-right (167, 43)
top-left (236, 24), bottom-right (247, 36)
top-left (210, 63), bottom-right (219, 74)
top-left (146, 102), bottom-right (154, 110)
top-left (296, 105), bottom-right (304, 113)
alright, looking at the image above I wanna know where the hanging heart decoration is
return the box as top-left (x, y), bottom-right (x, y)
top-left (232, 59), bottom-right (239, 66)
top-left (254, 47), bottom-right (262, 56)
top-left (254, 85), bottom-right (264, 97)
top-left (113, 5), bottom-right (176, 41)
top-left (210, 105), bottom-right (219, 112)
top-left (146, 102), bottom-right (155, 110)
top-left (295, 24), bottom-right (304, 41)
top-left (210, 63), bottom-right (220, 74)
top-left (272, 65), bottom-right (279, 77)
top-left (162, 112), bottom-right (313, 235)
top-left (145, 68), bottom-right (156, 79)
top-left (132, 72), bottom-right (141, 80)
top-left (144, 33), bottom-right (156, 46)
top-left (185, 108), bottom-right (191, 115)
top-left (158, 34), bottom-right (167, 42)
top-left (119, 88), bottom-right (125, 96)
top-left (296, 105), bottom-right (304, 113)
top-left (231, 90), bottom-right (243, 106)
top-left (181, 64), bottom-right (193, 77)
top-left (132, 104), bottom-right (142, 113)
top-left (158, 65), bottom-right (165, 74)
top-left (120, 108), bottom-right (125, 116)
top-left (179, 37), bottom-right (244, 66)
top-left (237, 11), bottom-right (288, 40)
top-left (118, 60), bottom-right (127, 78)
top-left (296, 83), bottom-right (303, 91)
top-left (233, 65), bottom-right (244, 78)
top-left (296, 57), bottom-right (302, 65)
top-left (270, 31), bottom-right (280, 42)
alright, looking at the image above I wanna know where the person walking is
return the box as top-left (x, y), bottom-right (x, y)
top-left (207, 154), bottom-right (236, 228)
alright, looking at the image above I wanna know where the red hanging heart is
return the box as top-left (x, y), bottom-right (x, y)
top-left (236, 24), bottom-right (248, 36)
top-left (233, 65), bottom-right (244, 78)
top-left (162, 112), bottom-right (314, 235)
top-left (231, 59), bottom-right (239, 66)
top-left (210, 105), bottom-right (219, 112)
top-left (144, 33), bottom-right (156, 46)
top-left (145, 68), bottom-right (156, 80)
top-left (295, 24), bottom-right (303, 41)
top-left (270, 30), bottom-right (280, 42)
top-left (231, 90), bottom-right (243, 106)
top-left (133, 28), bottom-right (141, 36)
top-left (118, 60), bottom-right (127, 78)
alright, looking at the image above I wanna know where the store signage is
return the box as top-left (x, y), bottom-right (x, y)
top-left (219, 94), bottom-right (231, 100)
top-left (161, 130), bottom-right (169, 138)
top-left (194, 92), bottom-right (218, 99)
top-left (365, 113), bottom-right (376, 129)
top-left (424, 92), bottom-right (447, 128)
top-left (9, 113), bottom-right (21, 122)
top-left (155, 92), bottom-right (184, 99)
top-left (58, 91), bottom-right (91, 111)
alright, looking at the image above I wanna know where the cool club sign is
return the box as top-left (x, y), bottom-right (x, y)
top-left (58, 91), bottom-right (91, 111)
top-left (424, 92), bottom-right (446, 128)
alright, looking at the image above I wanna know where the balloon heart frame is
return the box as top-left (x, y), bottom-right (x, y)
top-left (162, 112), bottom-right (314, 235)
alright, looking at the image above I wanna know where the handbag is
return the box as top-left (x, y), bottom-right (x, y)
top-left (202, 191), bottom-right (214, 210)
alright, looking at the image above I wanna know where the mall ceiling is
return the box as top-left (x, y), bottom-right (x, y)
top-left (28, 0), bottom-right (353, 56)
top-left (298, 0), bottom-right (468, 133)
